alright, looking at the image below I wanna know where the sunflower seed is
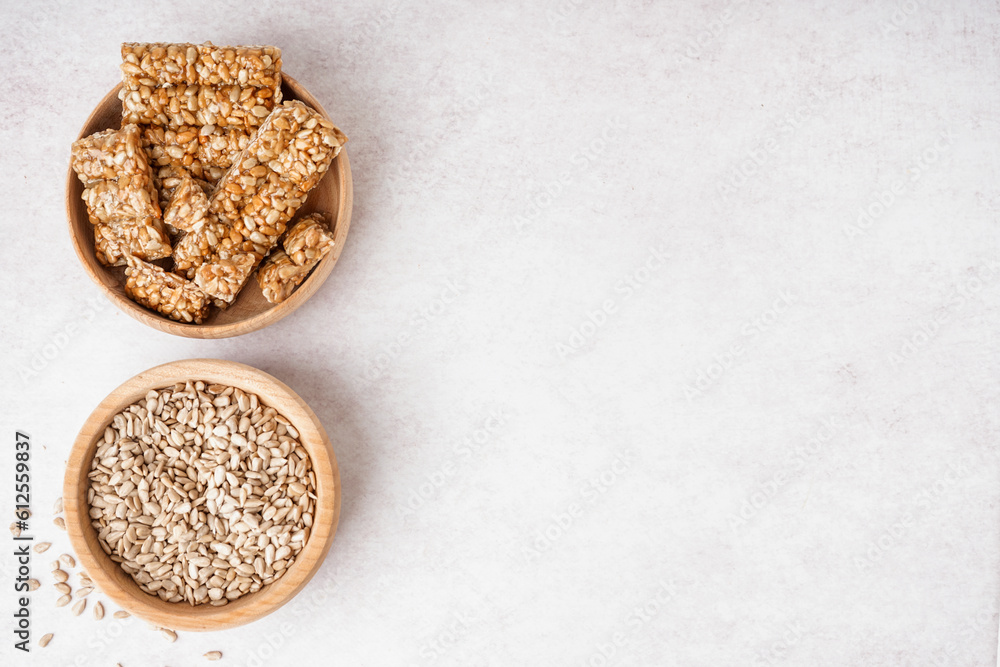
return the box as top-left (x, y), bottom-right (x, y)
top-left (88, 382), bottom-right (316, 607)
top-left (160, 628), bottom-right (177, 642)
top-left (60, 554), bottom-right (76, 568)
top-left (77, 586), bottom-right (94, 597)
top-left (54, 583), bottom-right (71, 595)
top-left (34, 542), bottom-right (52, 553)
top-left (27, 579), bottom-right (39, 591)
top-left (204, 651), bottom-right (223, 660)
top-left (53, 517), bottom-right (66, 530)
top-left (72, 598), bottom-right (87, 616)
top-left (94, 601), bottom-right (104, 620)
top-left (54, 497), bottom-right (63, 514)
top-left (53, 569), bottom-right (68, 583)
top-left (113, 610), bottom-right (130, 619)
top-left (9, 522), bottom-right (20, 537)
top-left (56, 594), bottom-right (71, 607)
top-left (39, 633), bottom-right (53, 647)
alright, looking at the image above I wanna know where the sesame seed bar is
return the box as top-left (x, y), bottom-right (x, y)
top-left (121, 83), bottom-right (280, 130)
top-left (120, 43), bottom-right (282, 89)
top-left (256, 250), bottom-right (312, 304)
top-left (124, 256), bottom-right (211, 324)
top-left (282, 213), bottom-right (336, 267)
top-left (93, 219), bottom-right (172, 267)
top-left (163, 172), bottom-right (210, 233)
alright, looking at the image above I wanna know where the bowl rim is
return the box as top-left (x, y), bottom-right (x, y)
top-left (65, 74), bottom-right (353, 339)
top-left (62, 358), bottom-right (341, 631)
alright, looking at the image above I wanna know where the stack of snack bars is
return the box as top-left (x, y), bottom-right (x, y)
top-left (120, 42), bottom-right (284, 208)
top-left (70, 125), bottom-right (172, 267)
top-left (70, 42), bottom-right (346, 324)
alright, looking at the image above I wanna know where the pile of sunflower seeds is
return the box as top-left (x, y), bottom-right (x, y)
top-left (88, 381), bottom-right (316, 606)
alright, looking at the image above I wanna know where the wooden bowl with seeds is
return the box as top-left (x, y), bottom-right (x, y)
top-left (65, 75), bottom-right (353, 339)
top-left (63, 359), bottom-right (341, 631)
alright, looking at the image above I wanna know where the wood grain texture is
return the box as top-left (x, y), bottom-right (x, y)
top-left (65, 75), bottom-right (353, 338)
top-left (62, 359), bottom-right (341, 631)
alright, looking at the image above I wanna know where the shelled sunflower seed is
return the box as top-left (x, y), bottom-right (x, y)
top-left (52, 569), bottom-right (68, 583)
top-left (204, 651), bottom-right (223, 660)
top-left (54, 517), bottom-right (66, 530)
top-left (114, 610), bottom-right (131, 619)
top-left (60, 554), bottom-right (76, 568)
top-left (94, 601), bottom-right (105, 620)
top-left (34, 542), bottom-right (51, 553)
top-left (87, 380), bottom-right (316, 607)
top-left (27, 579), bottom-right (39, 591)
top-left (39, 633), bottom-right (53, 647)
top-left (72, 599), bottom-right (87, 616)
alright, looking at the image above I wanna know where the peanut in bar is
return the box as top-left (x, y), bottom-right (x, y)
top-left (120, 43), bottom-right (282, 89)
top-left (124, 255), bottom-right (211, 324)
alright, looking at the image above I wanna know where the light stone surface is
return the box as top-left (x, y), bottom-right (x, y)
top-left (2, 1), bottom-right (999, 665)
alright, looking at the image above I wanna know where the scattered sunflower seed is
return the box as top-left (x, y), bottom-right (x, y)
top-left (39, 633), bottom-right (53, 647)
top-left (50, 560), bottom-right (61, 571)
top-left (94, 601), bottom-right (104, 620)
top-left (72, 599), bottom-right (87, 616)
top-left (27, 579), bottom-right (40, 591)
top-left (77, 586), bottom-right (94, 597)
top-left (53, 569), bottom-right (68, 583)
top-left (55, 594), bottom-right (71, 607)
top-left (34, 542), bottom-right (52, 553)
top-left (9, 522), bottom-right (20, 537)
top-left (54, 583), bottom-right (71, 595)
top-left (53, 517), bottom-right (66, 530)
top-left (113, 610), bottom-right (130, 619)
top-left (60, 554), bottom-right (76, 568)
top-left (54, 497), bottom-right (63, 514)
top-left (204, 651), bottom-right (223, 660)
top-left (160, 628), bottom-right (177, 642)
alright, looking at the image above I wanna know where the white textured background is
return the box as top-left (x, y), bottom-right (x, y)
top-left (2, 0), bottom-right (999, 665)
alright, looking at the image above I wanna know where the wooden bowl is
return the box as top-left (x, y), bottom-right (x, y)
top-left (66, 75), bottom-right (353, 338)
top-left (63, 359), bottom-right (341, 631)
